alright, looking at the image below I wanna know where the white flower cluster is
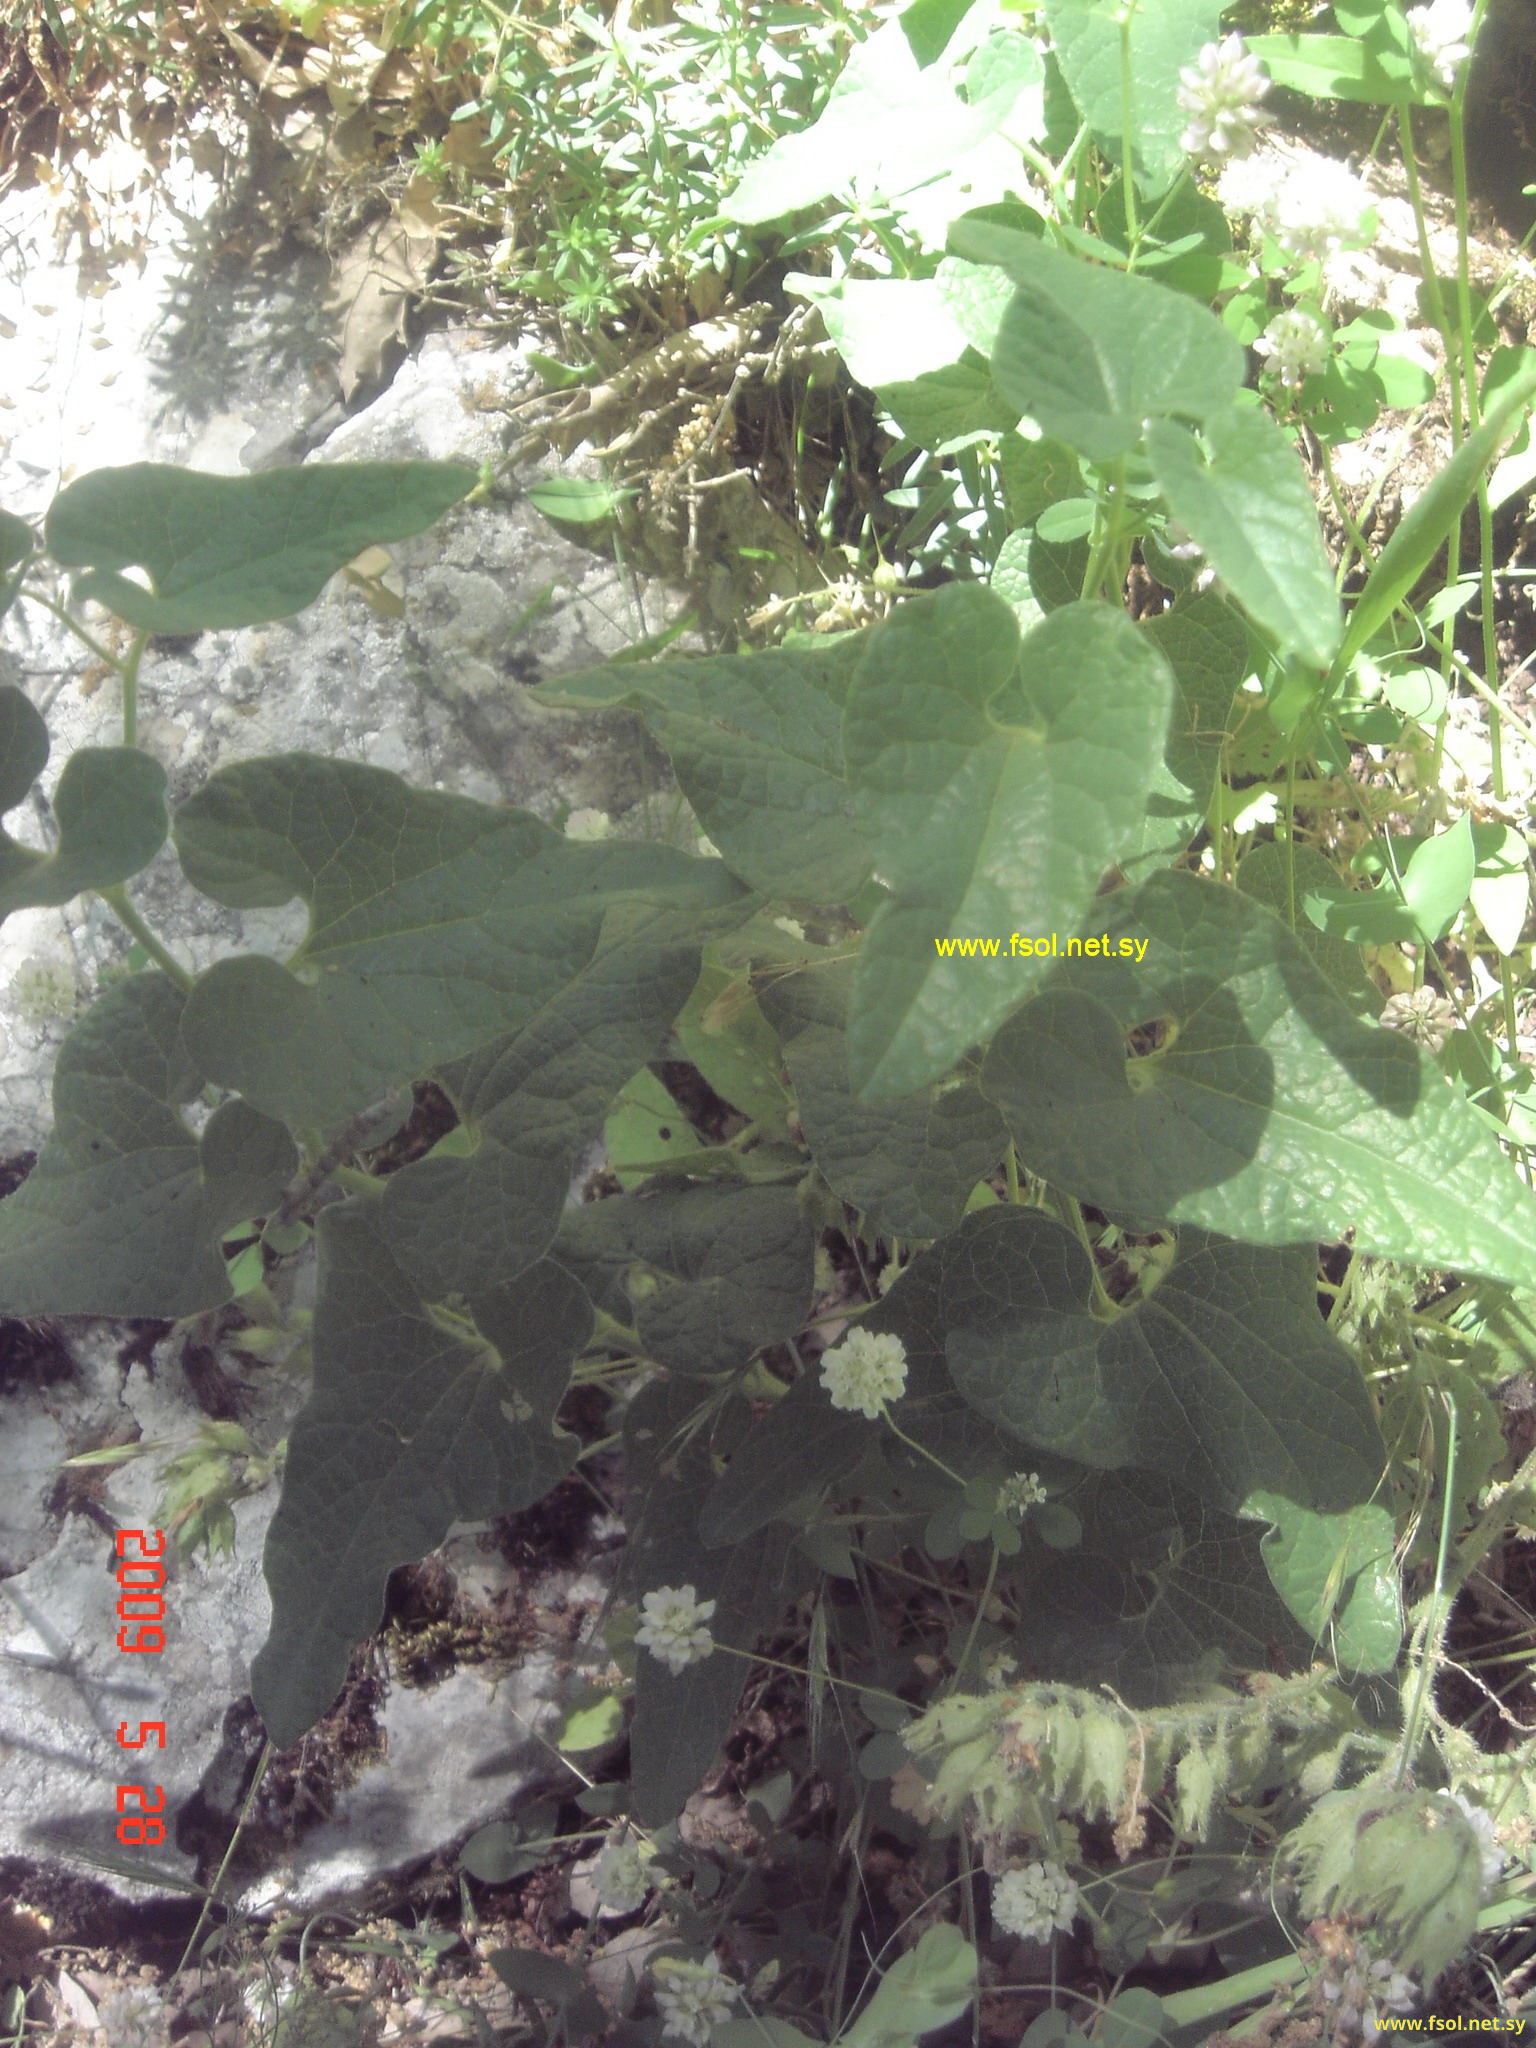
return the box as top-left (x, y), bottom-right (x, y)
top-left (819, 1328), bottom-right (909, 1418)
top-left (1178, 35), bottom-right (1271, 160)
top-left (651, 1955), bottom-right (739, 2044)
top-left (991, 1860), bottom-right (1081, 1942)
top-left (1406, 0), bottom-right (1474, 90)
top-left (997, 1470), bottom-right (1048, 1517)
top-left (1220, 155), bottom-right (1374, 267)
top-left (9, 951), bottom-right (77, 1026)
top-left (636, 1584), bottom-right (716, 1674)
top-left (95, 1985), bottom-right (170, 2048)
top-left (592, 1833), bottom-right (657, 1912)
top-left (1443, 1790), bottom-right (1504, 1897)
top-left (1254, 307), bottom-right (1331, 389)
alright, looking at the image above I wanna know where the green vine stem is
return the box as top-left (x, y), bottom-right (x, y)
top-left (98, 886), bottom-right (192, 991)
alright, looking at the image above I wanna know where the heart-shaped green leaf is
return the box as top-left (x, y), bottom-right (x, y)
top-left (1043, 0), bottom-right (1221, 193)
top-left (45, 460), bottom-right (476, 633)
top-left (175, 754), bottom-right (746, 1138)
top-left (1244, 1493), bottom-right (1402, 1673)
top-left (939, 1207), bottom-right (1383, 1511)
top-left (981, 869), bottom-right (1536, 1285)
top-left (951, 220), bottom-right (1243, 460)
top-left (842, 584), bottom-right (1174, 1096)
top-left (0, 974), bottom-right (295, 1317)
top-left (0, 685), bottom-right (167, 924)
top-left (250, 1203), bottom-right (586, 1748)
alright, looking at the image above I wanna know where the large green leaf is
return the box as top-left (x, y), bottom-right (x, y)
top-left (1123, 594), bottom-right (1248, 880)
top-left (839, 1925), bottom-right (978, 2048)
top-left (1237, 842), bottom-right (1380, 1016)
top-left (981, 870), bottom-right (1536, 1285)
top-left (534, 644), bottom-right (870, 903)
top-left (938, 1207), bottom-right (1382, 1511)
top-left (0, 974), bottom-right (295, 1317)
top-left (1043, 0), bottom-right (1221, 193)
top-left (45, 461), bottom-right (476, 633)
top-left (725, 16), bottom-right (1042, 228)
top-left (622, 1378), bottom-right (803, 1824)
top-left (699, 1371), bottom-right (876, 1546)
top-left (557, 1179), bottom-right (814, 1375)
top-left (842, 585), bottom-right (1174, 1096)
top-left (787, 275), bottom-right (974, 389)
top-left (1244, 1492), bottom-right (1403, 1674)
top-left (250, 1202), bottom-right (584, 1748)
top-left (1247, 31), bottom-right (1422, 104)
top-left (879, 353), bottom-right (1019, 451)
top-left (174, 755), bottom-right (745, 1138)
top-left (1018, 1467), bottom-right (1311, 1702)
top-left (759, 954), bottom-right (1006, 1237)
top-left (676, 957), bottom-right (795, 1132)
top-left (378, 899), bottom-right (726, 1296)
top-left (1147, 409), bottom-right (1342, 668)
top-left (948, 222), bottom-right (1243, 462)
top-left (0, 685), bottom-right (167, 924)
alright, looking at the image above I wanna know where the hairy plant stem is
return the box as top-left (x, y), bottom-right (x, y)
top-left (1397, 1389), bottom-right (1459, 1784)
top-left (99, 886), bottom-right (192, 990)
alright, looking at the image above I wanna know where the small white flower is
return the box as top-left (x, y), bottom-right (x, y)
top-left (95, 1985), bottom-right (169, 2048)
top-left (997, 1471), bottom-right (1048, 1517)
top-left (819, 1328), bottom-right (908, 1418)
top-left (10, 952), bottom-right (77, 1025)
top-left (636, 1584), bottom-right (717, 1675)
top-left (1444, 1790), bottom-right (1504, 1896)
top-left (1177, 34), bottom-right (1271, 160)
top-left (592, 1833), bottom-right (656, 1912)
top-left (991, 1860), bottom-right (1080, 1942)
top-left (1254, 307), bottom-right (1331, 389)
top-left (983, 1647), bottom-right (1020, 1689)
top-left (651, 1954), bottom-right (739, 2044)
top-left (1407, 0), bottom-right (1474, 89)
top-left (771, 915), bottom-right (805, 940)
top-left (564, 807), bottom-right (612, 841)
top-left (1262, 157), bottom-right (1374, 264)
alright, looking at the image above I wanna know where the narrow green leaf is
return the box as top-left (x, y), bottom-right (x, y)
top-left (1147, 408), bottom-right (1341, 667)
top-left (842, 585), bottom-right (1174, 1096)
top-left (525, 476), bottom-right (628, 523)
top-left (1244, 1492), bottom-right (1402, 1673)
top-left (941, 1208), bottom-right (1382, 1510)
top-left (949, 221), bottom-right (1243, 460)
top-left (1336, 361), bottom-right (1536, 674)
top-left (1042, 0), bottom-right (1221, 193)
top-left (839, 1925), bottom-right (977, 2048)
top-left (0, 974), bottom-right (295, 1317)
top-left (45, 461), bottom-right (476, 633)
top-left (981, 870), bottom-right (1536, 1285)
top-left (250, 1205), bottom-right (583, 1749)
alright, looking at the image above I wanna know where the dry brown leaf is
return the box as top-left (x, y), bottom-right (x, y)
top-left (326, 215), bottom-right (438, 401)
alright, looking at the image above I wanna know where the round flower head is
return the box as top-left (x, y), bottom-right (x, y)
top-left (564, 807), bottom-right (611, 841)
top-left (651, 1955), bottom-right (739, 2044)
top-left (997, 1471), bottom-right (1048, 1518)
top-left (1254, 307), bottom-right (1331, 389)
top-left (636, 1584), bottom-right (716, 1675)
top-left (1264, 157), bottom-right (1374, 264)
top-left (1178, 34), bottom-right (1271, 160)
top-left (592, 1833), bottom-right (656, 1912)
top-left (96, 1986), bottom-right (169, 2048)
top-left (991, 1860), bottom-right (1080, 1942)
top-left (820, 1328), bottom-right (908, 1418)
top-left (1407, 0), bottom-right (1474, 90)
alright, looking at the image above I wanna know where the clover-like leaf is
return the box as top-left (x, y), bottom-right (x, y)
top-left (981, 870), bottom-right (1536, 1285)
top-left (0, 973), bottom-right (295, 1317)
top-left (250, 1201), bottom-right (585, 1748)
top-left (534, 641), bottom-right (870, 902)
top-left (175, 754), bottom-right (746, 1138)
top-left (45, 461), bottom-right (476, 633)
top-left (949, 220), bottom-right (1243, 461)
top-left (0, 684), bottom-right (167, 925)
top-left (843, 584), bottom-right (1173, 1096)
top-left (759, 953), bottom-right (1005, 1237)
top-left (937, 1207), bottom-right (1382, 1511)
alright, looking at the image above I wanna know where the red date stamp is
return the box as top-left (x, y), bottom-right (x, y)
top-left (113, 1528), bottom-right (168, 1848)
